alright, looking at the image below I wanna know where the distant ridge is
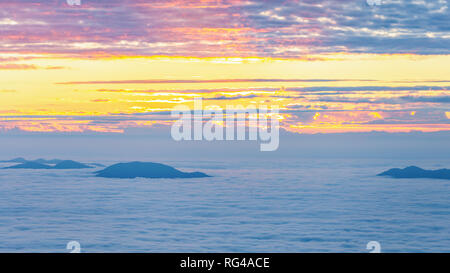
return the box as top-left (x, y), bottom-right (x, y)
top-left (3, 160), bottom-right (93, 170)
top-left (53, 160), bottom-right (93, 169)
top-left (0, 158), bottom-right (63, 164)
top-left (378, 166), bottom-right (450, 180)
top-left (95, 162), bottom-right (210, 179)
top-left (33, 159), bottom-right (65, 165)
top-left (1, 159), bottom-right (208, 178)
top-left (4, 162), bottom-right (53, 169)
top-left (0, 157), bottom-right (28, 163)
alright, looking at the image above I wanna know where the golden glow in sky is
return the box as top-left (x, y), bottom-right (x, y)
top-left (0, 1), bottom-right (449, 134)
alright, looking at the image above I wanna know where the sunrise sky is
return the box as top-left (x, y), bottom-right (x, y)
top-left (0, 0), bottom-right (449, 134)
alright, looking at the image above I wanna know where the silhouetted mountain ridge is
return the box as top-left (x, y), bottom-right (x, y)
top-left (0, 157), bottom-right (28, 163)
top-left (2, 159), bottom-right (209, 178)
top-left (54, 160), bottom-right (94, 169)
top-left (3, 160), bottom-right (93, 170)
top-left (4, 162), bottom-right (54, 169)
top-left (1, 158), bottom-right (65, 164)
top-left (378, 166), bottom-right (450, 180)
top-left (95, 162), bottom-right (210, 179)
top-left (33, 158), bottom-right (65, 164)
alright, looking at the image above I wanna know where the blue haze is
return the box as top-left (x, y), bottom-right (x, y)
top-left (0, 131), bottom-right (449, 252)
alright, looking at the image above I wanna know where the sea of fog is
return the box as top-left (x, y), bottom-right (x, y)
top-left (0, 158), bottom-right (449, 253)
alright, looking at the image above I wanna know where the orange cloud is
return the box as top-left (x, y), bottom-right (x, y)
top-left (0, 64), bottom-right (37, 70)
top-left (0, 63), bottom-right (66, 70)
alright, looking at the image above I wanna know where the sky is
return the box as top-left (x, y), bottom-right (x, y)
top-left (0, 0), bottom-right (449, 135)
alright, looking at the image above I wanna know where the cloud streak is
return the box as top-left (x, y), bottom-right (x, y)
top-left (0, 0), bottom-right (449, 57)
top-left (57, 78), bottom-right (368, 85)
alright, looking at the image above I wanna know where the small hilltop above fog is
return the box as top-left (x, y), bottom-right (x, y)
top-left (0, 157), bottom-right (29, 164)
top-left (4, 161), bottom-right (54, 169)
top-left (95, 162), bottom-right (210, 179)
top-left (378, 166), bottom-right (450, 180)
top-left (53, 160), bottom-right (94, 169)
top-left (2, 159), bottom-right (94, 169)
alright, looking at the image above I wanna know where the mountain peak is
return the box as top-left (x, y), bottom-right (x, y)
top-left (95, 162), bottom-right (210, 179)
top-left (53, 160), bottom-right (93, 169)
top-left (4, 162), bottom-right (53, 169)
top-left (3, 160), bottom-right (93, 170)
top-left (378, 166), bottom-right (450, 180)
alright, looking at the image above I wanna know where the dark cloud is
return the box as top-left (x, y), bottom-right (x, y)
top-left (311, 94), bottom-right (450, 104)
top-left (288, 86), bottom-right (450, 92)
top-left (400, 95), bottom-right (450, 103)
top-left (0, 0), bottom-right (448, 56)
